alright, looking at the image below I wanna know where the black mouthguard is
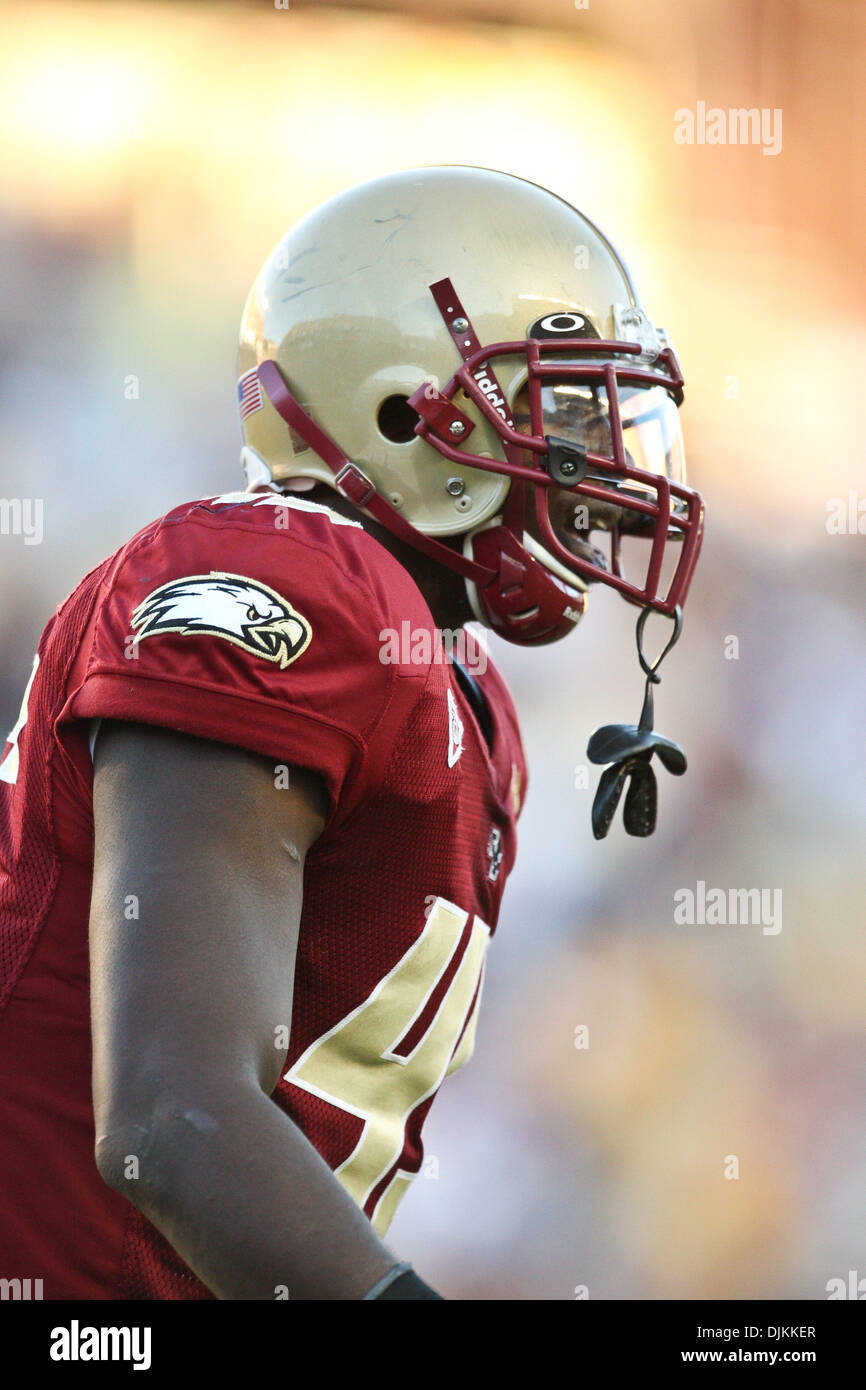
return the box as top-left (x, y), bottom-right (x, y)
top-left (587, 606), bottom-right (687, 839)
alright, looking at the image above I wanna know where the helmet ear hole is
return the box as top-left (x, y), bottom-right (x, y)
top-left (377, 394), bottom-right (420, 444)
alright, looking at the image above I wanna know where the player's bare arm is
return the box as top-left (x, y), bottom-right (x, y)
top-left (89, 721), bottom-right (401, 1300)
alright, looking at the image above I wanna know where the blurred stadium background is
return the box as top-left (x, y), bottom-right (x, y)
top-left (1, 0), bottom-right (863, 1299)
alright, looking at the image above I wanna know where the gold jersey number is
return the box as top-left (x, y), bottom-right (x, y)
top-left (284, 898), bottom-right (490, 1235)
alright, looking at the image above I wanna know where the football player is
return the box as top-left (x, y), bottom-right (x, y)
top-left (0, 166), bottom-right (703, 1299)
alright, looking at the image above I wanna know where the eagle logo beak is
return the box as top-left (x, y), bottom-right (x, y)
top-left (246, 615), bottom-right (309, 668)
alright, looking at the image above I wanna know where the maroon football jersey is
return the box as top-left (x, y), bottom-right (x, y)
top-left (0, 491), bottom-right (527, 1299)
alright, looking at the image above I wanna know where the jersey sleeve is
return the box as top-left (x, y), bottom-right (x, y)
top-left (58, 497), bottom-right (408, 823)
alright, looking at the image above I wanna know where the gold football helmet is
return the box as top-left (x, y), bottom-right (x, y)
top-left (237, 165), bottom-right (703, 645)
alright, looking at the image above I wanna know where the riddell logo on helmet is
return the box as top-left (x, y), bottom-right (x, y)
top-left (471, 366), bottom-right (513, 428)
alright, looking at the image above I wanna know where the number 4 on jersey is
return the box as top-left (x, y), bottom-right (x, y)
top-left (285, 897), bottom-right (489, 1235)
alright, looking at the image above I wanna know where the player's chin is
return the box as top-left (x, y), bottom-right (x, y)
top-left (554, 529), bottom-right (610, 572)
top-left (535, 490), bottom-right (610, 573)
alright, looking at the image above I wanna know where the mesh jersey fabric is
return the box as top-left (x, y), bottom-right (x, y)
top-left (0, 491), bottom-right (527, 1298)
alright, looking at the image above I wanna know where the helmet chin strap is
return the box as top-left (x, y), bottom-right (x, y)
top-left (462, 515), bottom-right (586, 644)
top-left (521, 531), bottom-right (589, 593)
top-left (257, 359), bottom-right (588, 648)
top-left (257, 360), bottom-right (496, 587)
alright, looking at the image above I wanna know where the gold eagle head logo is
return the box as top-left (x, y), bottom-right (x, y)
top-left (130, 572), bottom-right (312, 670)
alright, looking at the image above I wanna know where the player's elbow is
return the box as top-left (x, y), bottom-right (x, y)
top-left (93, 1085), bottom-right (220, 1204)
top-left (93, 1109), bottom-right (168, 1201)
top-left (93, 1074), bottom-right (263, 1204)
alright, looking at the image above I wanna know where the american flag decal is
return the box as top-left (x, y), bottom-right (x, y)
top-left (237, 368), bottom-right (263, 421)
